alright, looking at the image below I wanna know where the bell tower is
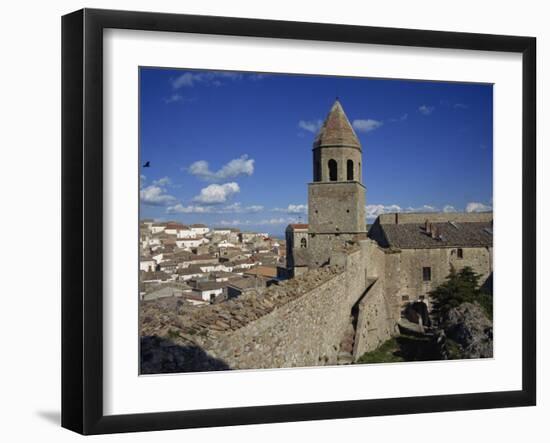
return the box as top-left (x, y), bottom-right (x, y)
top-left (307, 99), bottom-right (367, 267)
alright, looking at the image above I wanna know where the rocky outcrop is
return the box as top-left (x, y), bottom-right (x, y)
top-left (441, 302), bottom-right (493, 359)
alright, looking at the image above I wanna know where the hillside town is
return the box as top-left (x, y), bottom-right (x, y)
top-left (139, 220), bottom-right (287, 305)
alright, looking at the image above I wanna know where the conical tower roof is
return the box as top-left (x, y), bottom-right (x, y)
top-left (314, 100), bottom-right (361, 149)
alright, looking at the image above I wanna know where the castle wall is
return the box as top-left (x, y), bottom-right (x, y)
top-left (207, 248), bottom-right (371, 368)
top-left (208, 270), bottom-right (350, 368)
top-left (353, 279), bottom-right (395, 357)
top-left (352, 240), bottom-right (396, 358)
top-left (180, 244), bottom-right (397, 369)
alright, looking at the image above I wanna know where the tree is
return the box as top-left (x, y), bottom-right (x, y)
top-left (429, 266), bottom-right (492, 322)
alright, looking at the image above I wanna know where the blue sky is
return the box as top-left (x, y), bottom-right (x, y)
top-left (140, 67), bottom-right (493, 237)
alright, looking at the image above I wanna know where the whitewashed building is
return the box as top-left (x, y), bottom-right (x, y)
top-left (151, 223), bottom-right (166, 234)
top-left (176, 237), bottom-right (207, 249)
top-left (190, 224), bottom-right (210, 236)
top-left (139, 258), bottom-right (156, 272)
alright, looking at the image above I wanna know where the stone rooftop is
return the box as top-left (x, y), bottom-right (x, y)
top-left (314, 100), bottom-right (360, 149)
top-left (140, 266), bottom-right (343, 346)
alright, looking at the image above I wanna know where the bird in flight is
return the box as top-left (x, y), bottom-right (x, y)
top-left (143, 161), bottom-right (150, 168)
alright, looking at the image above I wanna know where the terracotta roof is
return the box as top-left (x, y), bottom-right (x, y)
top-left (287, 223), bottom-right (308, 230)
top-left (244, 266), bottom-right (278, 278)
top-left (314, 100), bottom-right (360, 149)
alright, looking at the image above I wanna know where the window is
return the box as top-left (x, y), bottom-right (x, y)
top-left (422, 267), bottom-right (431, 281)
top-left (328, 159), bottom-right (338, 181)
top-left (457, 248), bottom-right (463, 259)
top-left (300, 237), bottom-right (307, 248)
top-left (347, 159), bottom-right (354, 180)
top-left (401, 295), bottom-right (409, 301)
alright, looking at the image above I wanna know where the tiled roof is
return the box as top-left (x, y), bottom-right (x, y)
top-left (369, 220), bottom-right (493, 249)
top-left (287, 223), bottom-right (308, 230)
top-left (140, 270), bottom-right (170, 281)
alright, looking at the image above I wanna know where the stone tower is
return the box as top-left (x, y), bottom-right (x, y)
top-left (307, 100), bottom-right (367, 268)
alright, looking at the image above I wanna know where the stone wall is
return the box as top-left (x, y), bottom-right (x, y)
top-left (307, 181), bottom-right (367, 267)
top-left (140, 241), bottom-right (397, 372)
top-left (352, 240), bottom-right (398, 358)
top-left (353, 279), bottom-right (395, 357)
top-left (208, 245), bottom-right (374, 369)
top-left (210, 269), bottom-right (352, 368)
top-left (384, 246), bottom-right (493, 314)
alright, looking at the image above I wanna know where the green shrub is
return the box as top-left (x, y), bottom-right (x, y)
top-left (355, 338), bottom-right (403, 364)
top-left (430, 266), bottom-right (493, 322)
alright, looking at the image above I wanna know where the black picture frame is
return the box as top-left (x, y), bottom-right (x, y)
top-left (61, 8), bottom-right (536, 435)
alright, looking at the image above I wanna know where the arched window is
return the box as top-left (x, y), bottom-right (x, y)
top-left (347, 159), bottom-right (354, 180)
top-left (300, 237), bottom-right (307, 248)
top-left (328, 159), bottom-right (338, 181)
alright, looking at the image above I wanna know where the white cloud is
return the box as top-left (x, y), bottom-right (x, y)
top-left (274, 204), bottom-right (308, 214)
top-left (164, 93), bottom-right (183, 103)
top-left (166, 201), bottom-right (263, 215)
top-left (188, 155), bottom-right (255, 181)
top-left (389, 113), bottom-right (408, 122)
top-left (166, 204), bottom-right (212, 214)
top-left (352, 119), bottom-right (383, 133)
top-left (221, 202), bottom-right (264, 213)
top-left (171, 71), bottom-right (243, 89)
top-left (140, 185), bottom-right (177, 206)
top-left (418, 105), bottom-right (435, 115)
top-left (287, 204), bottom-right (308, 214)
top-left (366, 202), bottom-right (492, 220)
top-left (443, 205), bottom-right (457, 213)
top-left (171, 73), bottom-right (197, 88)
top-left (193, 182), bottom-right (240, 204)
top-left (298, 120), bottom-right (323, 133)
top-left (465, 202), bottom-right (492, 213)
top-left (366, 203), bottom-right (450, 220)
top-left (365, 204), bottom-right (403, 219)
top-left (405, 205), bottom-right (438, 213)
top-left (218, 217), bottom-right (296, 226)
top-left (152, 176), bottom-right (171, 186)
